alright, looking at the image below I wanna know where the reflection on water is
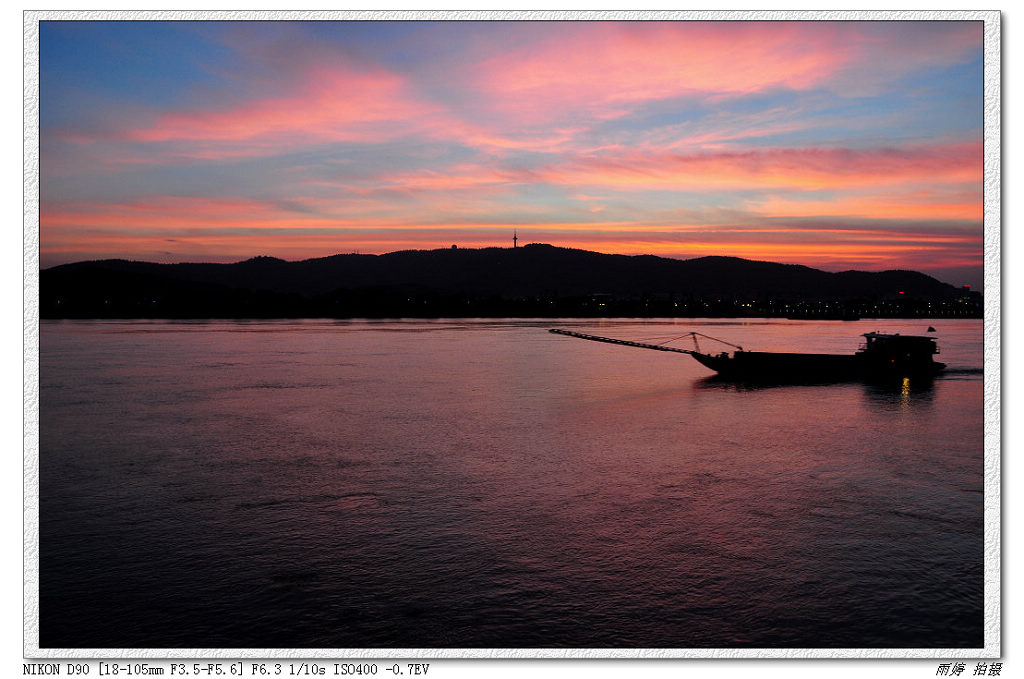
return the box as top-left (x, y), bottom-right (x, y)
top-left (696, 372), bottom-right (937, 401)
top-left (861, 376), bottom-right (937, 409)
top-left (39, 318), bottom-right (984, 649)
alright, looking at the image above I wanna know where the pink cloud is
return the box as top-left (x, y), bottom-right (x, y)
top-left (469, 22), bottom-right (852, 125)
top-left (124, 64), bottom-right (439, 147)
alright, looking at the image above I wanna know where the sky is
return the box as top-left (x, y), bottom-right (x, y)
top-left (38, 20), bottom-right (986, 288)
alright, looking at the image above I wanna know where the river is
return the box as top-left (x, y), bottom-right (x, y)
top-left (38, 318), bottom-right (984, 648)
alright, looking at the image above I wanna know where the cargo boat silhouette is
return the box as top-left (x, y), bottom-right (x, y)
top-left (549, 329), bottom-right (945, 381)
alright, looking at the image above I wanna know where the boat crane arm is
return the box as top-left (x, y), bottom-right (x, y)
top-left (688, 331), bottom-right (744, 352)
top-left (548, 329), bottom-right (744, 355)
top-left (548, 329), bottom-right (695, 354)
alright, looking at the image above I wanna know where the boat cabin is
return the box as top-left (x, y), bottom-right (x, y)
top-left (860, 332), bottom-right (940, 356)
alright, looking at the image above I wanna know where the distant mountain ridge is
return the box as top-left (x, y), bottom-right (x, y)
top-left (40, 244), bottom-right (975, 319)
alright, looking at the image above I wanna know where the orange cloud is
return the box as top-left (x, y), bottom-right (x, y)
top-left (531, 143), bottom-right (982, 192)
top-left (549, 233), bottom-right (981, 271)
top-left (751, 194), bottom-right (982, 222)
top-left (42, 218), bottom-right (982, 275)
top-left (42, 197), bottom-right (297, 230)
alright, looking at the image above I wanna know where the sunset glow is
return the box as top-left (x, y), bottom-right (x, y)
top-left (39, 20), bottom-right (984, 286)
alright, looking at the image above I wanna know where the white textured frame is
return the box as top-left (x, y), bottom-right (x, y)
top-left (22, 9), bottom-right (1002, 661)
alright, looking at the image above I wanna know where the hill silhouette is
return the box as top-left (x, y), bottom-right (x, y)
top-left (40, 244), bottom-right (979, 319)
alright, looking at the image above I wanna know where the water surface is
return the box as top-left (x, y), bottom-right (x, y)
top-left (39, 318), bottom-right (984, 648)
